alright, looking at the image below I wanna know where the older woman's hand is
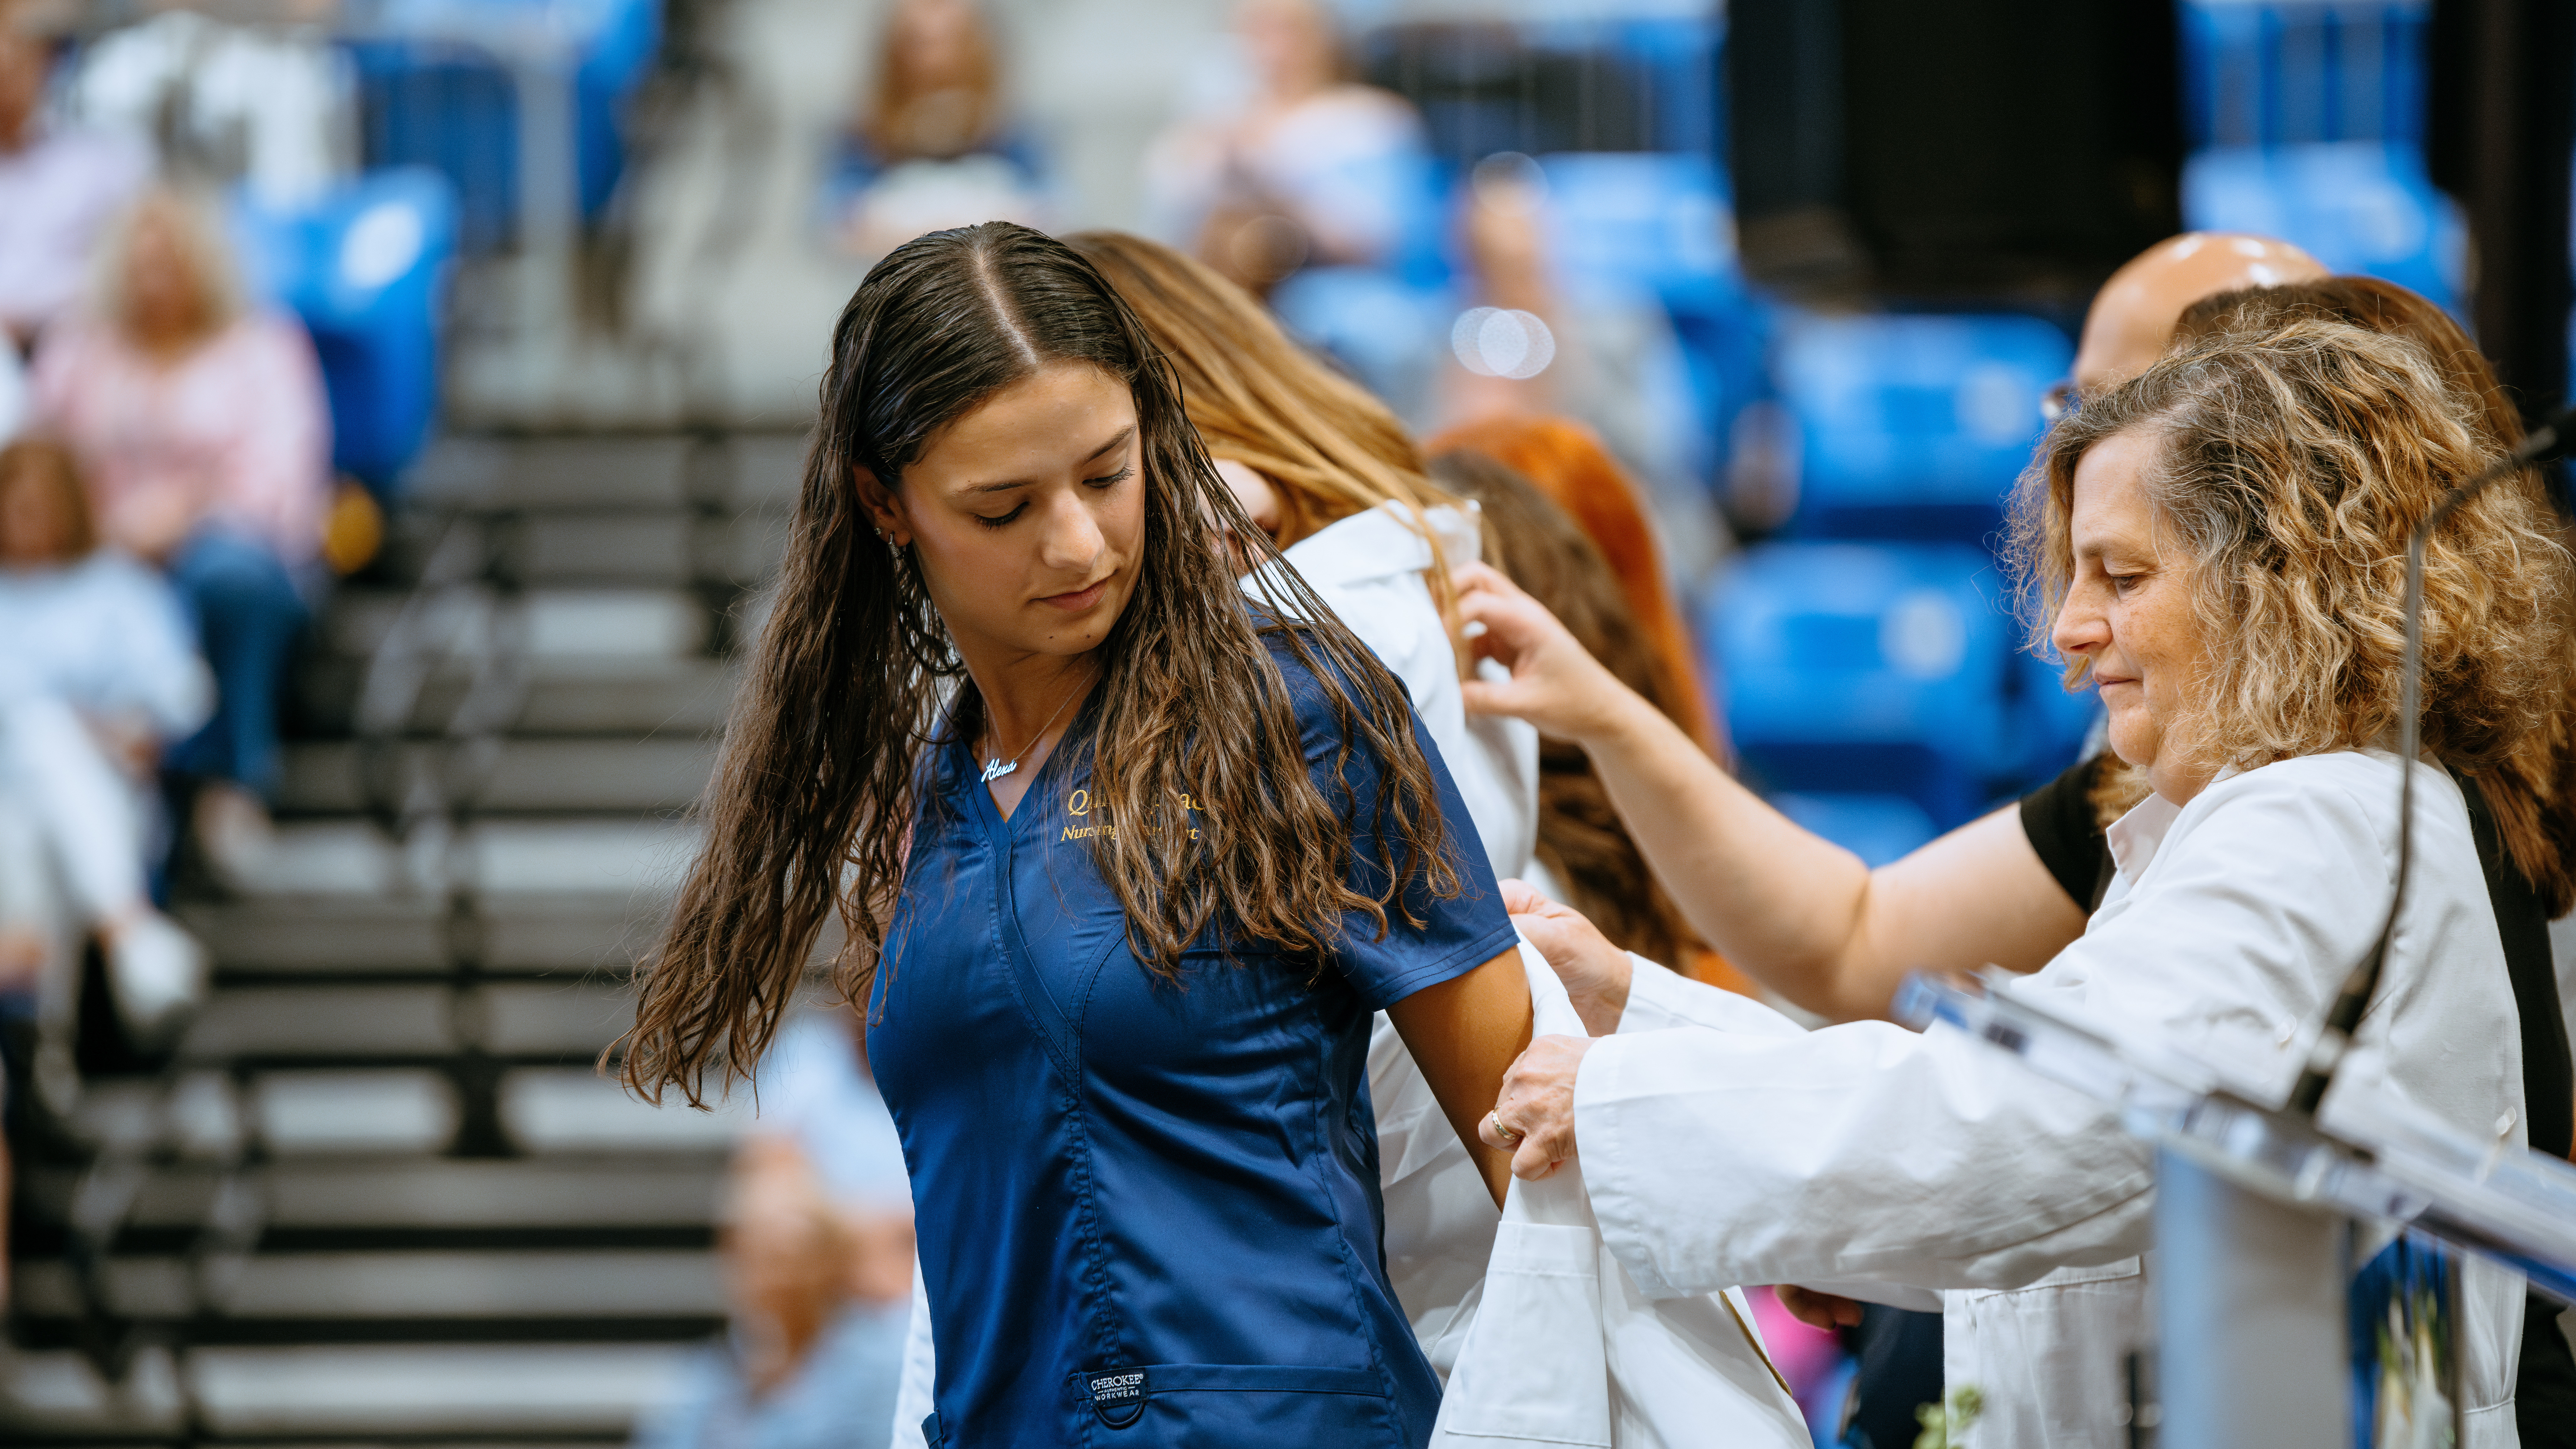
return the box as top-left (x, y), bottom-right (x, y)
top-left (1454, 562), bottom-right (1638, 745)
top-left (1502, 879), bottom-right (1631, 1035)
top-left (1480, 1033), bottom-right (1593, 1180)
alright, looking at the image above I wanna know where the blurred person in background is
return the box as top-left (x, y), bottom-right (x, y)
top-left (0, 438), bottom-right (210, 1056)
top-left (1426, 415), bottom-right (1717, 757)
top-left (0, 17), bottom-right (150, 350)
top-left (747, 1007), bottom-right (915, 1299)
top-left (1143, 0), bottom-right (1431, 297)
top-left (2062, 231), bottom-right (2326, 403)
top-left (32, 186), bottom-right (330, 888)
top-left (822, 0), bottom-right (1049, 262)
top-left (59, 4), bottom-right (350, 209)
top-left (632, 1137), bottom-right (909, 1449)
top-left (1432, 156), bottom-right (1714, 572)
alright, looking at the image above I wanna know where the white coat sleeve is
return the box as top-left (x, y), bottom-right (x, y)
top-left (1611, 960), bottom-right (1952, 1314)
top-left (1576, 761), bottom-right (2463, 1304)
top-left (888, 1260), bottom-right (934, 1447)
top-left (1614, 954), bottom-right (1805, 1039)
top-left (1579, 1019), bottom-right (2151, 1299)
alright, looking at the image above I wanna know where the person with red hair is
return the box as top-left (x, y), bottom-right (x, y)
top-left (1426, 414), bottom-right (1718, 757)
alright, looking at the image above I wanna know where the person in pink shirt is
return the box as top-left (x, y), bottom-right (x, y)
top-left (32, 186), bottom-right (329, 882)
top-left (0, 20), bottom-right (150, 350)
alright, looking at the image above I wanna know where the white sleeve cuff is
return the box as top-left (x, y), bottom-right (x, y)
top-left (1617, 954), bottom-right (1805, 1039)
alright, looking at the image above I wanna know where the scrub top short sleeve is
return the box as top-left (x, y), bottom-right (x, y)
top-left (868, 624), bottom-right (1514, 1449)
top-left (1281, 629), bottom-right (1519, 1011)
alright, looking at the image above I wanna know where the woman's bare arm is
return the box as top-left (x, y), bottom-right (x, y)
top-left (1456, 564), bottom-right (2089, 1023)
top-left (1387, 946), bottom-right (1534, 1207)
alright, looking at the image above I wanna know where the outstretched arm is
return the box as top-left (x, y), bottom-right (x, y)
top-left (1456, 564), bottom-right (2088, 1023)
top-left (1386, 946), bottom-right (1534, 1207)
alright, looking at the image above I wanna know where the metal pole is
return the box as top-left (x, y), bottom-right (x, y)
top-left (2154, 1145), bottom-right (2349, 1448)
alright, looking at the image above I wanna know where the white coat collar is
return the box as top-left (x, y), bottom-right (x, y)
top-left (2100, 759), bottom-right (2252, 887)
top-left (1270, 502), bottom-right (1477, 591)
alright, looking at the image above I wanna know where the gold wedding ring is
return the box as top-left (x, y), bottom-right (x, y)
top-left (1488, 1109), bottom-right (1522, 1144)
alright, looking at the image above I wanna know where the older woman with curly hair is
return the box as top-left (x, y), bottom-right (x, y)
top-left (1461, 320), bottom-right (2565, 1447)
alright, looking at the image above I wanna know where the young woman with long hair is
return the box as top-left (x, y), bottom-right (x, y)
top-left (622, 222), bottom-right (1530, 1447)
top-left (1056, 230), bottom-right (1543, 1382)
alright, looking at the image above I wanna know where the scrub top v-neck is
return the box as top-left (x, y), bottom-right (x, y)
top-left (868, 636), bottom-right (1515, 1448)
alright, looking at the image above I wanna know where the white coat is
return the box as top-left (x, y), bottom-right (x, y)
top-left (1573, 752), bottom-right (2528, 1449)
top-left (1427, 941), bottom-right (1807, 1448)
top-left (889, 503), bottom-right (1544, 1446)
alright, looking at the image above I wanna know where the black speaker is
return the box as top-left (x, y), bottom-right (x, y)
top-left (2427, 0), bottom-right (2575, 420)
top-left (1730, 0), bottom-right (2185, 308)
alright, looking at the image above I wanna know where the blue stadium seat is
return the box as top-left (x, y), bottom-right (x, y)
top-left (2007, 637), bottom-right (2104, 787)
top-left (2179, 0), bottom-right (2430, 150)
top-left (1537, 151), bottom-right (1732, 295)
top-left (2182, 141), bottom-right (2466, 314)
top-left (1703, 541), bottom-right (2018, 827)
top-left (1769, 792), bottom-right (1939, 868)
top-left (347, 0), bottom-right (661, 255)
top-left (233, 168), bottom-right (460, 495)
top-left (1772, 313), bottom-right (2070, 545)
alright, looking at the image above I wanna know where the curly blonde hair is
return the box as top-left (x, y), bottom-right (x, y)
top-left (2010, 319), bottom-right (2570, 794)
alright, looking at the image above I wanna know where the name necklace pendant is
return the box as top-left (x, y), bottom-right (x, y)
top-left (980, 678), bottom-right (1085, 785)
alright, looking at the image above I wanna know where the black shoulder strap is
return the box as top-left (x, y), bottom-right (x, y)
top-left (2454, 772), bottom-right (2574, 1160)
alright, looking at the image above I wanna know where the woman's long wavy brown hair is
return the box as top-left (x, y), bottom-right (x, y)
top-left (621, 222), bottom-right (1456, 1106)
top-left (2010, 320), bottom-right (2569, 829)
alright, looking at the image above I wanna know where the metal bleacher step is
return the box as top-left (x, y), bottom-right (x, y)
top-left (176, 983), bottom-right (637, 1063)
top-left (201, 817), bottom-right (702, 899)
top-left (400, 432), bottom-right (804, 512)
top-left (15, 1247), bottom-right (721, 1325)
top-left (6, 1341), bottom-right (697, 1441)
top-left (325, 586), bottom-right (715, 662)
top-left (4, 428), bottom-right (791, 1443)
top-left (179, 895), bottom-right (659, 978)
top-left (54, 1069), bottom-right (750, 1162)
top-left (22, 1155), bottom-right (726, 1234)
top-left (297, 654), bottom-right (740, 739)
top-left (276, 738), bottom-right (718, 816)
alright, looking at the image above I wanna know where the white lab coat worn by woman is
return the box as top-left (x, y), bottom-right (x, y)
top-left (1568, 752), bottom-right (2527, 1448)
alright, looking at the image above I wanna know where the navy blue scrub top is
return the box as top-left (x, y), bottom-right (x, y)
top-left (869, 634), bottom-right (1514, 1448)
